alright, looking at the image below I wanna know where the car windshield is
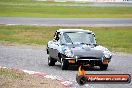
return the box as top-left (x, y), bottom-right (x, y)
top-left (61, 32), bottom-right (96, 45)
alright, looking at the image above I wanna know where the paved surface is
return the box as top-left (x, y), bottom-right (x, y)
top-left (72, 2), bottom-right (132, 7)
top-left (0, 17), bottom-right (132, 26)
top-left (0, 45), bottom-right (132, 88)
top-left (1, 2), bottom-right (132, 7)
top-left (41, 3), bottom-right (132, 7)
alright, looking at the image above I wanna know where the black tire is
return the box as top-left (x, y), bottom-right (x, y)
top-left (76, 75), bottom-right (87, 85)
top-left (100, 64), bottom-right (108, 70)
top-left (48, 56), bottom-right (55, 66)
top-left (61, 58), bottom-right (68, 70)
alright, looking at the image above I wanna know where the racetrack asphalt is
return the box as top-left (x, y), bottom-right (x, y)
top-left (0, 17), bottom-right (132, 27)
top-left (3, 2), bottom-right (132, 7)
top-left (0, 45), bottom-right (132, 88)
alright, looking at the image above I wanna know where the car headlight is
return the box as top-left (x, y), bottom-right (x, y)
top-left (103, 50), bottom-right (112, 59)
top-left (63, 48), bottom-right (74, 57)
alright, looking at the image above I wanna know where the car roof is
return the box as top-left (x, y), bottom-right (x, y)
top-left (57, 29), bottom-right (93, 33)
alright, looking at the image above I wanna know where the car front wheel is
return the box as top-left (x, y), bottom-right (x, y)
top-left (100, 64), bottom-right (108, 70)
top-left (61, 58), bottom-right (69, 70)
top-left (48, 56), bottom-right (55, 66)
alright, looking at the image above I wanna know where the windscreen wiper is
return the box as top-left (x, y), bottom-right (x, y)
top-left (79, 42), bottom-right (91, 45)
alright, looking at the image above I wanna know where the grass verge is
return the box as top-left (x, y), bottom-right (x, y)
top-left (0, 25), bottom-right (132, 53)
top-left (0, 0), bottom-right (132, 18)
top-left (0, 68), bottom-right (25, 79)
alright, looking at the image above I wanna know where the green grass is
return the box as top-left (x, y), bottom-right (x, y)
top-left (0, 68), bottom-right (25, 79)
top-left (0, 0), bottom-right (132, 18)
top-left (0, 25), bottom-right (132, 53)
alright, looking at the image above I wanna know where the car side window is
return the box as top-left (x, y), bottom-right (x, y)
top-left (54, 32), bottom-right (60, 41)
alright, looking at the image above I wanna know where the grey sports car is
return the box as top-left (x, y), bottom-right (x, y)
top-left (47, 29), bottom-right (112, 70)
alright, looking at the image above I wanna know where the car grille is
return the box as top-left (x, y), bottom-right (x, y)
top-left (78, 57), bottom-right (100, 59)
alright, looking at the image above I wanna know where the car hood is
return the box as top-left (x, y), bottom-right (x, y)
top-left (65, 44), bottom-right (108, 58)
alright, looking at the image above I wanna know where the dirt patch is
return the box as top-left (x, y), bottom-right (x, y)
top-left (0, 42), bottom-right (46, 50)
top-left (0, 68), bottom-right (65, 88)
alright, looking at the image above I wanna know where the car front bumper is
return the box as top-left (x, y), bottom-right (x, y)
top-left (63, 57), bottom-right (110, 66)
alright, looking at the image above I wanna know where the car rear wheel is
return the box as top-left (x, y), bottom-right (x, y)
top-left (100, 64), bottom-right (108, 70)
top-left (48, 56), bottom-right (55, 66)
top-left (61, 58), bottom-right (68, 70)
